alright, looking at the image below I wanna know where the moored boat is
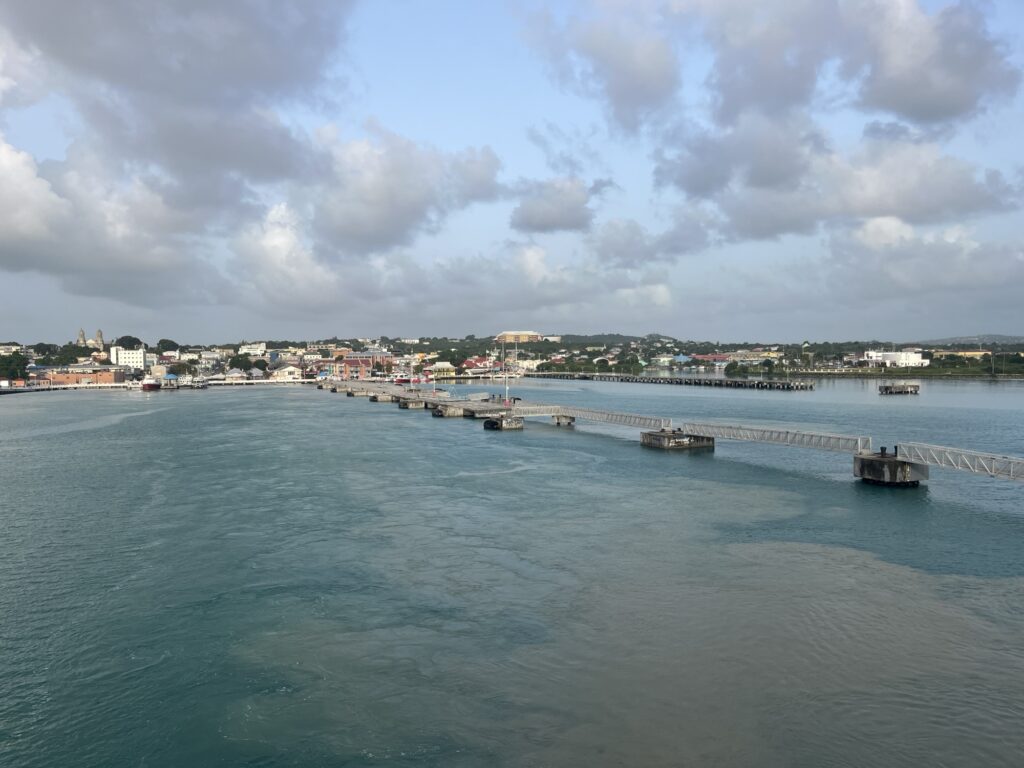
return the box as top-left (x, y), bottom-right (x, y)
top-left (140, 376), bottom-right (162, 392)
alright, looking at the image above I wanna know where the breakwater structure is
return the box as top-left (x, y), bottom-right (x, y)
top-left (525, 372), bottom-right (814, 390)
top-left (879, 383), bottom-right (920, 395)
top-left (330, 381), bottom-right (1024, 488)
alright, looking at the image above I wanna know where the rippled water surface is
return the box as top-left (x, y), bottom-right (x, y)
top-left (2, 380), bottom-right (1023, 766)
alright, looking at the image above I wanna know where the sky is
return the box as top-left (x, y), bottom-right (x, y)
top-left (0, 0), bottom-right (1022, 345)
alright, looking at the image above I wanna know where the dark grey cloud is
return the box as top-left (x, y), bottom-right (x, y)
top-left (589, 208), bottom-right (713, 268)
top-left (0, 0), bottom-right (357, 308)
top-left (510, 177), bottom-right (595, 233)
top-left (654, 114), bottom-right (820, 199)
top-left (0, 1), bottom-right (353, 235)
top-left (668, 0), bottom-right (1019, 127)
top-left (0, 135), bottom-right (226, 305)
top-left (0, 1), bottom-right (351, 107)
top-left (693, 0), bottom-right (841, 124)
top-left (654, 110), bottom-right (1015, 241)
top-left (848, 1), bottom-right (1020, 124)
top-left (824, 218), bottom-right (1024, 311)
top-left (527, 10), bottom-right (680, 133)
top-left (716, 137), bottom-right (1015, 240)
top-left (313, 126), bottom-right (503, 256)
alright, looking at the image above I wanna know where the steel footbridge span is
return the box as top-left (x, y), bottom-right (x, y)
top-left (672, 422), bottom-right (871, 454)
top-left (509, 405), bottom-right (671, 430)
top-left (897, 442), bottom-right (1024, 482)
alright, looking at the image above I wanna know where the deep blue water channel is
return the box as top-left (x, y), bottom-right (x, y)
top-left (1, 378), bottom-right (1023, 766)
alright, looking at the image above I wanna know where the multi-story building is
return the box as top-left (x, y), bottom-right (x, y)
top-left (109, 346), bottom-right (146, 369)
top-left (239, 342), bottom-right (267, 356)
top-left (40, 368), bottom-right (126, 385)
top-left (496, 331), bottom-right (543, 344)
top-left (863, 349), bottom-right (930, 368)
top-left (326, 349), bottom-right (394, 380)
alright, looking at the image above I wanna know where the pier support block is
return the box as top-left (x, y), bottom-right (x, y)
top-left (641, 429), bottom-right (715, 451)
top-left (484, 416), bottom-right (524, 431)
top-left (552, 415), bottom-right (576, 427)
top-left (854, 448), bottom-right (928, 487)
top-left (432, 405), bottom-right (464, 418)
top-left (398, 399), bottom-right (425, 409)
top-left (369, 393), bottom-right (395, 402)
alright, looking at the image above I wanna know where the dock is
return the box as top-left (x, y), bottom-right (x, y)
top-left (331, 381), bottom-right (1024, 489)
top-left (525, 372), bottom-right (814, 391)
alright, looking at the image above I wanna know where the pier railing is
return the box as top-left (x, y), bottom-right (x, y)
top-left (676, 422), bottom-right (872, 453)
top-left (897, 442), bottom-right (1024, 482)
top-left (511, 405), bottom-right (671, 430)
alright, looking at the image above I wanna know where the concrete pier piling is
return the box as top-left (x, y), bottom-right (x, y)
top-left (483, 416), bottom-right (524, 430)
top-left (552, 415), bottom-right (576, 427)
top-left (854, 446), bottom-right (928, 487)
top-left (432, 405), bottom-right (465, 417)
top-left (641, 428), bottom-right (716, 451)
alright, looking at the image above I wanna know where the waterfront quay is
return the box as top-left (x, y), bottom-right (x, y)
top-left (330, 381), bottom-right (1024, 488)
top-left (526, 372), bottom-right (814, 391)
top-left (0, 379), bottom-right (318, 394)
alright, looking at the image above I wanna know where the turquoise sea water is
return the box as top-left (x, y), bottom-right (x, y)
top-left (1, 379), bottom-right (1023, 766)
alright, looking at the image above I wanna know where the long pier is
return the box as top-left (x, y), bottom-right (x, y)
top-left (2, 379), bottom-right (319, 394)
top-left (332, 380), bottom-right (1024, 488)
top-left (525, 372), bottom-right (814, 390)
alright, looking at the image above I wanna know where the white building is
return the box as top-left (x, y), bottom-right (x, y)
top-left (270, 365), bottom-right (304, 381)
top-left (239, 342), bottom-right (267, 356)
top-left (109, 346), bottom-right (146, 369)
top-left (863, 349), bottom-right (930, 368)
top-left (516, 358), bottom-right (544, 371)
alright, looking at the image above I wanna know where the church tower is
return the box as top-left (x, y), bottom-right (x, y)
top-left (76, 328), bottom-right (87, 346)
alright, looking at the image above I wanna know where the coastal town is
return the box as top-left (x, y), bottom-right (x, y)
top-left (2, 329), bottom-right (1022, 392)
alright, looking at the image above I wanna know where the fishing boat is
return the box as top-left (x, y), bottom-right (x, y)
top-left (140, 375), bottom-right (162, 392)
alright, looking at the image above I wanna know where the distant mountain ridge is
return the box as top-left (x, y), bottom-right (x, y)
top-left (909, 334), bottom-right (1024, 346)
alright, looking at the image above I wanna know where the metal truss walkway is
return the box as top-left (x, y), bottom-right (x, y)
top-left (675, 422), bottom-right (872, 454)
top-left (897, 442), bottom-right (1024, 482)
top-left (508, 405), bottom-right (671, 430)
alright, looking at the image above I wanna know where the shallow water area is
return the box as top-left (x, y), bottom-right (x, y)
top-left (1, 379), bottom-right (1023, 766)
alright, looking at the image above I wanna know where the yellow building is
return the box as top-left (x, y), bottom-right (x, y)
top-left (931, 349), bottom-right (989, 359)
top-left (495, 331), bottom-right (542, 344)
